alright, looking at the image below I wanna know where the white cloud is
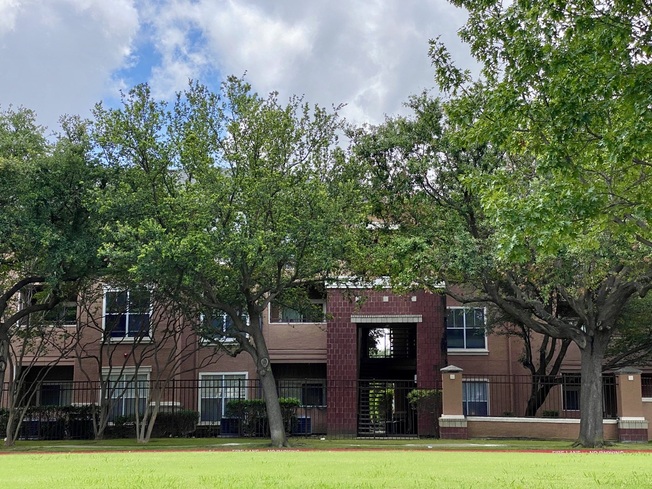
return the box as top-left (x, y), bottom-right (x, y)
top-left (144, 0), bottom-right (474, 126)
top-left (0, 0), bottom-right (139, 132)
top-left (0, 0), bottom-right (474, 131)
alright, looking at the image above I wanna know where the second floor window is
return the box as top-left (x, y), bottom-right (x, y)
top-left (20, 286), bottom-right (77, 326)
top-left (446, 307), bottom-right (487, 350)
top-left (200, 311), bottom-right (249, 344)
top-left (269, 300), bottom-right (326, 323)
top-left (104, 289), bottom-right (151, 340)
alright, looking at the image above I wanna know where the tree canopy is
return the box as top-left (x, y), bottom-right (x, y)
top-left (92, 78), bottom-right (367, 447)
top-left (0, 108), bottom-right (105, 445)
top-left (354, 0), bottom-right (652, 447)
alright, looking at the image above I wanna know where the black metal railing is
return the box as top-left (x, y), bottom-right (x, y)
top-left (462, 374), bottom-right (617, 419)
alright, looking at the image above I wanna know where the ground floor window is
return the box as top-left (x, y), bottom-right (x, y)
top-left (278, 380), bottom-right (326, 407)
top-left (39, 382), bottom-right (73, 406)
top-left (105, 371), bottom-right (149, 421)
top-left (199, 373), bottom-right (247, 423)
top-left (562, 374), bottom-right (581, 411)
top-left (463, 381), bottom-right (488, 416)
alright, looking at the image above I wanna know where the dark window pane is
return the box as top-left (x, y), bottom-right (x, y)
top-left (129, 290), bottom-right (150, 313)
top-left (107, 315), bottom-right (127, 337)
top-left (106, 291), bottom-right (127, 314)
top-left (128, 314), bottom-right (150, 337)
top-left (466, 328), bottom-right (486, 348)
top-left (446, 329), bottom-right (464, 348)
top-left (200, 399), bottom-right (222, 422)
top-left (301, 384), bottom-right (325, 406)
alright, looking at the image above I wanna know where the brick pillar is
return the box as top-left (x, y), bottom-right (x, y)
top-left (439, 365), bottom-right (467, 439)
top-left (326, 289), bottom-right (358, 437)
top-left (615, 367), bottom-right (648, 442)
top-left (416, 292), bottom-right (446, 436)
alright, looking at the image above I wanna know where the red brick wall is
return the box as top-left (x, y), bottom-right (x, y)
top-left (326, 288), bottom-right (446, 436)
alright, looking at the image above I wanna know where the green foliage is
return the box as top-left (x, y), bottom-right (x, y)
top-left (150, 410), bottom-right (199, 437)
top-left (225, 398), bottom-right (301, 436)
top-left (92, 77), bottom-right (366, 446)
top-left (430, 0), bottom-right (652, 261)
top-left (407, 389), bottom-right (442, 413)
top-left (607, 294), bottom-right (652, 368)
top-left (0, 107), bottom-right (105, 341)
top-left (112, 410), bottom-right (200, 438)
top-left (92, 77), bottom-right (367, 339)
top-left (355, 0), bottom-right (652, 448)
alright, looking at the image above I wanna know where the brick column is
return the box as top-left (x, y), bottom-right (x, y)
top-left (615, 367), bottom-right (648, 442)
top-left (326, 289), bottom-right (359, 437)
top-left (439, 365), bottom-right (468, 439)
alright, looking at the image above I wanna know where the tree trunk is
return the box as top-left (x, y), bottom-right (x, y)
top-left (576, 332), bottom-right (610, 448)
top-left (4, 411), bottom-right (16, 447)
top-left (247, 314), bottom-right (289, 448)
top-left (258, 366), bottom-right (288, 447)
top-left (524, 376), bottom-right (560, 416)
top-left (0, 330), bottom-right (8, 407)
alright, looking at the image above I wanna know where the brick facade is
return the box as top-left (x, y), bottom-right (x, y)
top-left (326, 288), bottom-right (446, 436)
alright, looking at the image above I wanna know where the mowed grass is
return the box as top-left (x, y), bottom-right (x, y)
top-left (2, 449), bottom-right (652, 489)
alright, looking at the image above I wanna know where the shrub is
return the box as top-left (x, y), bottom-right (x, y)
top-left (407, 389), bottom-right (442, 414)
top-left (151, 410), bottom-right (199, 437)
top-left (225, 398), bottom-right (301, 436)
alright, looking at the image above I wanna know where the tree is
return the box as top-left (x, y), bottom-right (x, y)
top-left (0, 108), bottom-right (105, 445)
top-left (92, 78), bottom-right (366, 447)
top-left (3, 284), bottom-right (82, 446)
top-left (352, 85), bottom-right (652, 447)
top-left (427, 0), bottom-right (652, 447)
top-left (74, 284), bottom-right (223, 442)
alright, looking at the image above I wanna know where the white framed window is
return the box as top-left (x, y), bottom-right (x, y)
top-left (103, 369), bottom-right (150, 421)
top-left (200, 311), bottom-right (249, 345)
top-left (446, 307), bottom-right (487, 350)
top-left (269, 299), bottom-right (326, 323)
top-left (103, 288), bottom-right (151, 341)
top-left (463, 380), bottom-right (489, 416)
top-left (199, 373), bottom-right (247, 424)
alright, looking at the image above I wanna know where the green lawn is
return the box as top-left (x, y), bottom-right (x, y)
top-left (2, 444), bottom-right (652, 488)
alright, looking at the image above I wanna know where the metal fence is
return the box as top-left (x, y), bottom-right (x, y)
top-left (463, 374), bottom-right (618, 419)
top-left (0, 378), bottom-right (328, 440)
top-left (0, 373), bottom-right (626, 440)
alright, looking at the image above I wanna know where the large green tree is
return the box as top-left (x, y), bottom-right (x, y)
top-left (395, 0), bottom-right (651, 447)
top-left (92, 78), bottom-right (366, 447)
top-left (353, 83), bottom-right (652, 447)
top-left (0, 108), bottom-right (105, 445)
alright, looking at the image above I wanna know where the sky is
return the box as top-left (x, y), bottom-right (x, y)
top-left (0, 0), bottom-right (475, 134)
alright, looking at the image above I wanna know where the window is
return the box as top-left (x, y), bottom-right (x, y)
top-left (104, 289), bottom-right (151, 340)
top-left (200, 311), bottom-right (249, 344)
top-left (642, 374), bottom-right (652, 398)
top-left (463, 381), bottom-right (488, 416)
top-left (446, 307), bottom-right (487, 350)
top-left (562, 374), bottom-right (581, 411)
top-left (278, 380), bottom-right (326, 407)
top-left (105, 371), bottom-right (149, 421)
top-left (269, 300), bottom-right (326, 323)
top-left (39, 382), bottom-right (73, 406)
top-left (20, 286), bottom-right (77, 326)
top-left (199, 373), bottom-right (247, 423)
